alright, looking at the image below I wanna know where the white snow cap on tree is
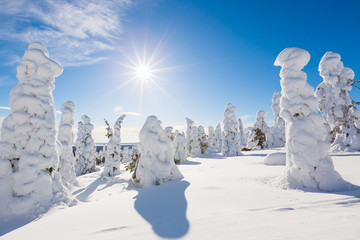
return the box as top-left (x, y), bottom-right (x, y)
top-left (103, 115), bottom-right (126, 177)
top-left (215, 123), bottom-right (222, 152)
top-left (75, 115), bottom-right (96, 176)
top-left (134, 116), bottom-right (183, 188)
top-left (222, 103), bottom-right (241, 156)
top-left (247, 110), bottom-right (269, 150)
top-left (0, 42), bottom-right (67, 215)
top-left (275, 47), bottom-right (349, 191)
top-left (173, 132), bottom-right (187, 164)
top-left (315, 51), bottom-right (360, 152)
top-left (268, 92), bottom-right (285, 148)
top-left (58, 101), bottom-right (77, 186)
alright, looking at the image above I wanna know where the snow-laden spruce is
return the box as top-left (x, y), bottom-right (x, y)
top-left (315, 51), bottom-right (360, 152)
top-left (238, 118), bottom-right (246, 147)
top-left (274, 47), bottom-right (349, 191)
top-left (198, 125), bottom-right (208, 154)
top-left (0, 42), bottom-right (68, 216)
top-left (103, 115), bottom-right (126, 177)
top-left (75, 115), bottom-right (96, 175)
top-left (189, 126), bottom-right (201, 157)
top-left (268, 92), bottom-right (285, 148)
top-left (215, 123), bottom-right (222, 152)
top-left (185, 117), bottom-right (194, 156)
top-left (58, 101), bottom-right (77, 186)
top-left (173, 132), bottom-right (187, 164)
top-left (222, 103), bottom-right (241, 156)
top-left (247, 110), bottom-right (269, 150)
top-left (133, 116), bottom-right (183, 188)
top-left (207, 126), bottom-right (217, 153)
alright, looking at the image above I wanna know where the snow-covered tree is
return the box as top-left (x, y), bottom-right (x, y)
top-left (189, 126), bottom-right (201, 157)
top-left (75, 115), bottom-right (96, 175)
top-left (222, 103), bottom-right (241, 156)
top-left (215, 123), bottom-right (222, 152)
top-left (0, 42), bottom-right (68, 215)
top-left (238, 118), bottom-right (246, 147)
top-left (173, 132), bottom-right (187, 164)
top-left (198, 125), bottom-right (208, 154)
top-left (274, 47), bottom-right (348, 191)
top-left (122, 147), bottom-right (132, 164)
top-left (165, 126), bottom-right (175, 141)
top-left (58, 101), bottom-right (77, 186)
top-left (185, 117), bottom-right (194, 156)
top-left (207, 126), bottom-right (217, 153)
top-left (103, 115), bottom-right (126, 177)
top-left (315, 51), bottom-right (360, 152)
top-left (268, 92), bottom-right (286, 148)
top-left (133, 116), bottom-right (183, 188)
top-left (247, 110), bottom-right (269, 150)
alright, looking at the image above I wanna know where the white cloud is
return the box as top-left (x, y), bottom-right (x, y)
top-left (113, 105), bottom-right (123, 112)
top-left (0, 0), bottom-right (132, 66)
top-left (0, 106), bottom-right (11, 110)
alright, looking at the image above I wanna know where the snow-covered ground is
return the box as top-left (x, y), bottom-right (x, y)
top-left (1, 149), bottom-right (360, 239)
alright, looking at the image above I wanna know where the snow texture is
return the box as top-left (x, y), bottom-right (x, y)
top-left (103, 115), bottom-right (126, 177)
top-left (275, 47), bottom-right (350, 191)
top-left (173, 132), bottom-right (187, 164)
top-left (247, 110), bottom-right (269, 150)
top-left (0, 42), bottom-right (67, 216)
top-left (58, 101), bottom-right (77, 186)
top-left (75, 115), bottom-right (96, 176)
top-left (222, 103), bottom-right (241, 156)
top-left (264, 152), bottom-right (286, 166)
top-left (315, 51), bottom-right (360, 152)
top-left (268, 92), bottom-right (286, 148)
top-left (134, 116), bottom-right (183, 188)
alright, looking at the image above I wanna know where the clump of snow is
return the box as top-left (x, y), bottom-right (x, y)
top-left (247, 110), bottom-right (269, 150)
top-left (75, 115), bottom-right (96, 176)
top-left (103, 115), bottom-right (126, 177)
top-left (0, 42), bottom-right (68, 217)
top-left (173, 132), bottom-right (187, 164)
top-left (274, 47), bottom-right (350, 192)
top-left (268, 92), bottom-right (285, 148)
top-left (222, 103), bottom-right (241, 156)
top-left (315, 51), bottom-right (360, 152)
top-left (133, 116), bottom-right (183, 188)
top-left (58, 101), bottom-right (77, 186)
top-left (264, 152), bottom-right (286, 166)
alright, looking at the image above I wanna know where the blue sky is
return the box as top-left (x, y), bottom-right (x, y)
top-left (1, 0), bottom-right (360, 142)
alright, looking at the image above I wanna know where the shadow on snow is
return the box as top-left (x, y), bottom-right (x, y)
top-left (134, 180), bottom-right (190, 239)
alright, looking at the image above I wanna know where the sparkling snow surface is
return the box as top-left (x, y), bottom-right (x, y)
top-left (1, 150), bottom-right (360, 239)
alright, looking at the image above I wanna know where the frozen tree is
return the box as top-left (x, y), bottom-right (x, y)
top-left (0, 42), bottom-right (68, 215)
top-left (185, 118), bottom-right (194, 156)
top-left (247, 110), bottom-right (269, 150)
top-left (207, 126), bottom-right (217, 153)
top-left (165, 126), bottom-right (175, 141)
top-left (238, 118), bottom-right (246, 147)
top-left (274, 47), bottom-right (348, 191)
top-left (215, 123), bottom-right (222, 152)
top-left (133, 116), bottom-right (183, 188)
top-left (173, 132), bottom-right (187, 164)
top-left (315, 51), bottom-right (360, 152)
top-left (122, 147), bottom-right (132, 164)
top-left (103, 115), bottom-right (126, 177)
top-left (189, 126), bottom-right (201, 157)
top-left (268, 92), bottom-right (286, 148)
top-left (75, 115), bottom-right (96, 175)
top-left (58, 101), bottom-right (77, 186)
top-left (222, 103), bottom-right (241, 156)
top-left (198, 125), bottom-right (208, 154)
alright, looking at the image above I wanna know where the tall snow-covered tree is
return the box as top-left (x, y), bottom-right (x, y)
top-left (103, 115), bottom-right (126, 177)
top-left (173, 132), bottom-right (187, 164)
top-left (207, 126), bottom-right (217, 153)
top-left (198, 125), bottom-right (208, 154)
top-left (0, 42), bottom-right (67, 215)
top-left (268, 92), bottom-right (286, 148)
top-left (215, 123), bottom-right (222, 152)
top-left (275, 47), bottom-right (348, 191)
top-left (58, 101), bottom-right (77, 186)
top-left (238, 118), bottom-right (246, 147)
top-left (75, 115), bottom-right (96, 175)
top-left (315, 51), bottom-right (360, 152)
top-left (247, 110), bottom-right (269, 150)
top-left (222, 103), bottom-right (241, 156)
top-left (133, 116), bottom-right (183, 188)
top-left (185, 118), bottom-right (194, 156)
top-left (189, 126), bottom-right (201, 157)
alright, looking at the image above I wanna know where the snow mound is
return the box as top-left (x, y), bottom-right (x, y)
top-left (264, 152), bottom-right (285, 166)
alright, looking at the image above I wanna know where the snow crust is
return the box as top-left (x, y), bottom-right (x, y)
top-left (275, 47), bottom-right (350, 192)
top-left (134, 116), bottom-right (183, 188)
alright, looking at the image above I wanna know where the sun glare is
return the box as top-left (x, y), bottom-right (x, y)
top-left (136, 64), bottom-right (152, 81)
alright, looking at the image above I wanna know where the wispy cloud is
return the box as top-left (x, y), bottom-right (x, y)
top-left (113, 105), bottom-right (124, 112)
top-left (123, 112), bottom-right (145, 117)
top-left (0, 76), bottom-right (16, 86)
top-left (0, 106), bottom-right (11, 110)
top-left (0, 0), bottom-right (132, 66)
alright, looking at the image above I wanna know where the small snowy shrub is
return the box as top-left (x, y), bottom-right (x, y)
top-left (247, 110), bottom-right (269, 150)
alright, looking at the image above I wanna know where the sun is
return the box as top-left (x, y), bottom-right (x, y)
top-left (136, 64), bottom-right (152, 81)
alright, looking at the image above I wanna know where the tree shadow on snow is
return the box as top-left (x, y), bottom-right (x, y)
top-left (134, 180), bottom-right (190, 238)
top-left (244, 153), bottom-right (267, 157)
top-left (180, 160), bottom-right (201, 165)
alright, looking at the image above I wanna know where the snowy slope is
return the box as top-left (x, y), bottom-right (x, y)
top-left (1, 149), bottom-right (360, 239)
